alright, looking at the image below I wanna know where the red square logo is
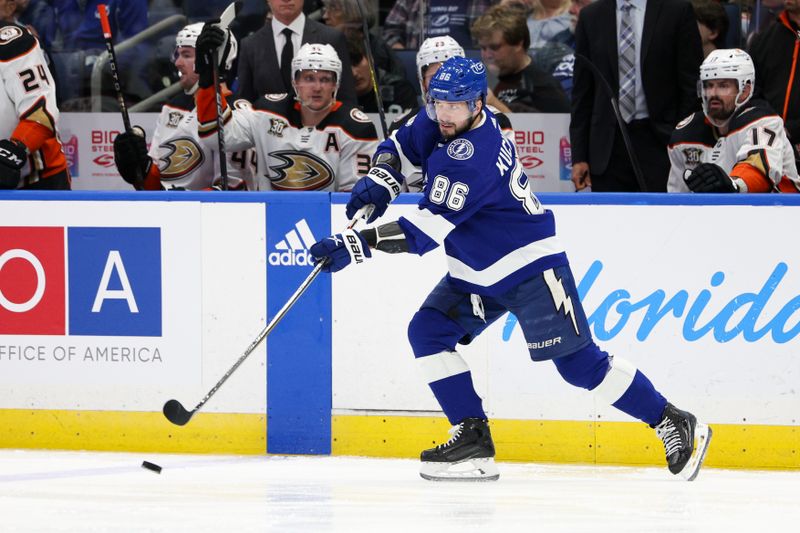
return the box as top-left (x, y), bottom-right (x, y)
top-left (0, 227), bottom-right (65, 335)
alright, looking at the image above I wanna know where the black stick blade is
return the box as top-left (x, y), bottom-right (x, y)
top-left (163, 399), bottom-right (194, 426)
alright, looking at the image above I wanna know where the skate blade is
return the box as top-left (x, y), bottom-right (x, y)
top-left (680, 422), bottom-right (712, 481)
top-left (420, 457), bottom-right (499, 482)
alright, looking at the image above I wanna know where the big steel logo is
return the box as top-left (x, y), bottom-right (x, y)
top-left (0, 227), bottom-right (161, 336)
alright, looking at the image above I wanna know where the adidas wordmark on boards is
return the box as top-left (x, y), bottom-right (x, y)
top-left (269, 219), bottom-right (317, 266)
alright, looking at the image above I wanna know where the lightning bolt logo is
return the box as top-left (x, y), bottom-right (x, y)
top-left (543, 269), bottom-right (580, 336)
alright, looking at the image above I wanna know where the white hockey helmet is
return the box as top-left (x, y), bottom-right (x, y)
top-left (416, 36), bottom-right (465, 94)
top-left (173, 22), bottom-right (238, 72)
top-left (698, 48), bottom-right (755, 125)
top-left (291, 43), bottom-right (342, 88)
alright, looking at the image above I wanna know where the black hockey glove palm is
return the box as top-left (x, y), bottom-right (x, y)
top-left (195, 23), bottom-right (230, 88)
top-left (0, 138), bottom-right (27, 189)
top-left (113, 128), bottom-right (151, 187)
top-left (684, 163), bottom-right (737, 193)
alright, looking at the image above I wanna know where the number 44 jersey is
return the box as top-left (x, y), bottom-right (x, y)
top-left (384, 107), bottom-right (568, 297)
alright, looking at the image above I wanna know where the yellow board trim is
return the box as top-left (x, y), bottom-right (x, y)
top-left (0, 409), bottom-right (266, 454)
top-left (332, 415), bottom-right (800, 470)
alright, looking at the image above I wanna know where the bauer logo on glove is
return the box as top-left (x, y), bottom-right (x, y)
top-left (309, 229), bottom-right (371, 273)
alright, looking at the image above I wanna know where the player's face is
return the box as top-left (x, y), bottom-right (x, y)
top-left (478, 30), bottom-right (514, 76)
top-left (294, 69), bottom-right (338, 111)
top-left (174, 47), bottom-right (199, 91)
top-left (433, 99), bottom-right (480, 140)
top-left (703, 79), bottom-right (739, 121)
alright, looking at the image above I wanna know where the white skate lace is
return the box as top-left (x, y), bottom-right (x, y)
top-left (655, 419), bottom-right (682, 457)
top-left (437, 423), bottom-right (464, 450)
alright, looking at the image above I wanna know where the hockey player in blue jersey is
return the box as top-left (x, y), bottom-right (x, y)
top-left (309, 56), bottom-right (712, 482)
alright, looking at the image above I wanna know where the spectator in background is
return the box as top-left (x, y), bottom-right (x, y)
top-left (749, 0), bottom-right (800, 151)
top-left (322, 0), bottom-right (406, 80)
top-left (0, 17), bottom-right (70, 189)
top-left (236, 0), bottom-right (357, 104)
top-left (692, 0), bottom-right (729, 57)
top-left (347, 33), bottom-right (418, 114)
top-left (570, 0), bottom-right (703, 192)
top-left (383, 0), bottom-right (499, 49)
top-left (15, 0), bottom-right (56, 51)
top-left (668, 49), bottom-right (799, 193)
top-left (472, 5), bottom-right (570, 113)
top-left (52, 0), bottom-right (147, 51)
top-left (501, 0), bottom-right (571, 49)
top-left (549, 0), bottom-right (596, 99)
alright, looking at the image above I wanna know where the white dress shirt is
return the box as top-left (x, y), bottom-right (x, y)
top-left (272, 13), bottom-right (305, 68)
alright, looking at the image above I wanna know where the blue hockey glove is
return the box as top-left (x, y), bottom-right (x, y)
top-left (346, 164), bottom-right (403, 223)
top-left (309, 229), bottom-right (371, 273)
top-left (684, 163), bottom-right (738, 193)
top-left (0, 138), bottom-right (27, 189)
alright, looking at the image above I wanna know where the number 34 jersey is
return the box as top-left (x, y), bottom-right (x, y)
top-left (667, 99), bottom-right (800, 193)
top-left (384, 107), bottom-right (568, 297)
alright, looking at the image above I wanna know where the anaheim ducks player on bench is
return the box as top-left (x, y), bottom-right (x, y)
top-left (193, 23), bottom-right (378, 191)
top-left (668, 48), bottom-right (800, 193)
top-left (113, 23), bottom-right (255, 191)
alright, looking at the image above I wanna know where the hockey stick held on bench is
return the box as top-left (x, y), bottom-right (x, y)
top-left (163, 205), bottom-right (374, 426)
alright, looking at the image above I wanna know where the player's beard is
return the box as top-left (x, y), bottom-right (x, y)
top-left (706, 97), bottom-right (735, 123)
top-left (439, 113), bottom-right (477, 141)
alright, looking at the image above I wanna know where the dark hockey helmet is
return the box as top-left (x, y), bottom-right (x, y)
top-left (427, 56), bottom-right (487, 104)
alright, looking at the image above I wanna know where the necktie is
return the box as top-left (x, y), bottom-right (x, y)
top-left (618, 1), bottom-right (636, 123)
top-left (280, 28), bottom-right (294, 92)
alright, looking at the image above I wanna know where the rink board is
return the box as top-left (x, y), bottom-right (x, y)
top-left (0, 192), bottom-right (798, 469)
top-left (330, 194), bottom-right (800, 469)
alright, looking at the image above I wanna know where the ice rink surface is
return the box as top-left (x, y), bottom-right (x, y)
top-left (0, 450), bottom-right (797, 533)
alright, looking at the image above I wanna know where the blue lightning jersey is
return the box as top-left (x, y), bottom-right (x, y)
top-left (382, 107), bottom-right (568, 296)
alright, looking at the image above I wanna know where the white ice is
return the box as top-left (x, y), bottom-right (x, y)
top-left (0, 450), bottom-right (797, 533)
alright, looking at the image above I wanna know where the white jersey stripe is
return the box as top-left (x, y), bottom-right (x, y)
top-left (403, 208), bottom-right (456, 245)
top-left (446, 236), bottom-right (566, 287)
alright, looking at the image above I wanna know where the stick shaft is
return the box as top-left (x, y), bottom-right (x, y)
top-left (355, 0), bottom-right (388, 139)
top-left (186, 209), bottom-right (368, 415)
top-left (211, 60), bottom-right (229, 190)
top-left (98, 4), bottom-right (131, 132)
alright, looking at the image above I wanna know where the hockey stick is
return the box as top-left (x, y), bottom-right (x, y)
top-left (208, 2), bottom-right (240, 191)
top-left (573, 53), bottom-right (647, 192)
top-left (163, 205), bottom-right (373, 426)
top-left (98, 4), bottom-right (143, 190)
top-left (355, 0), bottom-right (388, 139)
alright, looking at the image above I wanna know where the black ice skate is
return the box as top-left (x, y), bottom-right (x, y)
top-left (653, 403), bottom-right (712, 481)
top-left (420, 418), bottom-right (499, 482)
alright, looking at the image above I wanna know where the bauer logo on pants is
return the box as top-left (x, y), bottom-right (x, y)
top-left (0, 226), bottom-right (162, 336)
top-left (269, 219), bottom-right (317, 266)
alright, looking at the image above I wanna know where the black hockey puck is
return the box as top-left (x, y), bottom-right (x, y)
top-left (141, 461), bottom-right (162, 474)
